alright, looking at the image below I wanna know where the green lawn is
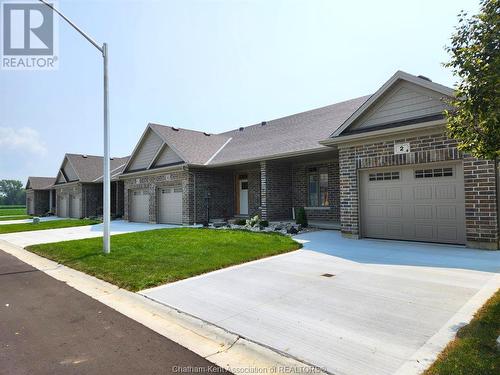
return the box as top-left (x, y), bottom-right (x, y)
top-left (0, 205), bottom-right (25, 209)
top-left (425, 289), bottom-right (500, 375)
top-left (26, 228), bottom-right (301, 291)
top-left (0, 215), bottom-right (31, 221)
top-left (0, 219), bottom-right (100, 234)
top-left (0, 208), bottom-right (26, 216)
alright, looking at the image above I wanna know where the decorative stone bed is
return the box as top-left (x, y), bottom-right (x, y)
top-left (208, 219), bottom-right (318, 236)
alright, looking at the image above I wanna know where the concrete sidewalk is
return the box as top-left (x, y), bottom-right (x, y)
top-left (0, 216), bottom-right (63, 225)
top-left (0, 249), bottom-right (221, 374)
top-left (0, 220), bottom-right (178, 247)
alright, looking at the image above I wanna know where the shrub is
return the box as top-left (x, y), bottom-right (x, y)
top-left (260, 220), bottom-right (269, 227)
top-left (246, 214), bottom-right (260, 227)
top-left (235, 219), bottom-right (247, 226)
top-left (295, 207), bottom-right (308, 228)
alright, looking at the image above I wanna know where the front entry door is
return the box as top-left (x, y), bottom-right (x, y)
top-left (239, 179), bottom-right (248, 215)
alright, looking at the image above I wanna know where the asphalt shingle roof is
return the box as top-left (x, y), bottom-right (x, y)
top-left (150, 123), bottom-right (230, 165)
top-left (148, 95), bottom-right (370, 166)
top-left (26, 177), bottom-right (55, 190)
top-left (65, 154), bottom-right (130, 183)
top-left (209, 95), bottom-right (370, 165)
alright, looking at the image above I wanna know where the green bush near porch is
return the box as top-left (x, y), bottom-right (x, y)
top-left (26, 228), bottom-right (301, 292)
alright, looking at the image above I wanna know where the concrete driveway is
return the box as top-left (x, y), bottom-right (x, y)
top-left (142, 230), bottom-right (500, 375)
top-left (0, 220), bottom-right (179, 247)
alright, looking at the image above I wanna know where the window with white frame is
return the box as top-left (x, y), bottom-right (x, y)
top-left (307, 167), bottom-right (329, 207)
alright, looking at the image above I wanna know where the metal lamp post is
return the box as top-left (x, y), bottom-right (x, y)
top-left (39, 0), bottom-right (111, 253)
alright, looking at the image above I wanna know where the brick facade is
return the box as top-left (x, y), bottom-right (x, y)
top-left (292, 158), bottom-right (340, 222)
top-left (338, 130), bottom-right (499, 250)
top-left (123, 169), bottom-right (189, 223)
top-left (26, 190), bottom-right (51, 216)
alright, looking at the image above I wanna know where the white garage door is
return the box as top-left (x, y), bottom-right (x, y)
top-left (130, 189), bottom-right (149, 223)
top-left (360, 162), bottom-right (466, 245)
top-left (70, 195), bottom-right (81, 218)
top-left (158, 186), bottom-right (183, 224)
top-left (58, 195), bottom-right (69, 217)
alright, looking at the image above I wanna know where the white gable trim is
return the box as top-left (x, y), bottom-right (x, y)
top-left (147, 143), bottom-right (166, 170)
top-left (205, 137), bottom-right (232, 165)
top-left (330, 71), bottom-right (455, 138)
top-left (55, 170), bottom-right (67, 184)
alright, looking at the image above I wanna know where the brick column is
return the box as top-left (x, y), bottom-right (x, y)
top-left (464, 157), bottom-right (499, 249)
top-left (339, 146), bottom-right (360, 238)
top-left (260, 161), bottom-right (268, 220)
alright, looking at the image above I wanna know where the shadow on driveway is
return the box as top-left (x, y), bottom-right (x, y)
top-left (294, 230), bottom-right (500, 273)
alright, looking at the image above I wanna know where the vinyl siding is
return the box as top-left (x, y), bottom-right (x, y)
top-left (154, 145), bottom-right (183, 167)
top-left (128, 130), bottom-right (163, 171)
top-left (353, 82), bottom-right (448, 130)
top-left (62, 161), bottom-right (79, 181)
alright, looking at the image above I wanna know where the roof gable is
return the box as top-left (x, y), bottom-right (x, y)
top-left (55, 170), bottom-right (67, 184)
top-left (151, 144), bottom-right (183, 168)
top-left (62, 158), bottom-right (79, 181)
top-left (126, 128), bottom-right (164, 172)
top-left (331, 71), bottom-right (454, 137)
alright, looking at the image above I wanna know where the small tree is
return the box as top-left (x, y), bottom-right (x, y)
top-left (0, 180), bottom-right (25, 205)
top-left (444, 0), bottom-right (500, 159)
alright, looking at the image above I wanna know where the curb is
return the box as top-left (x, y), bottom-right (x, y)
top-left (0, 240), bottom-right (326, 375)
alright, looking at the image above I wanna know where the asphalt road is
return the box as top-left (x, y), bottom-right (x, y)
top-left (0, 250), bottom-right (225, 375)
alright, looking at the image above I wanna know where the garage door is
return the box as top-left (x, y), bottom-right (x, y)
top-left (58, 195), bottom-right (68, 217)
top-left (360, 162), bottom-right (466, 245)
top-left (27, 198), bottom-right (33, 215)
top-left (70, 195), bottom-right (81, 218)
top-left (158, 186), bottom-right (183, 224)
top-left (130, 189), bottom-right (149, 223)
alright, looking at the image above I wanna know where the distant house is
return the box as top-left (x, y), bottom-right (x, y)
top-left (25, 177), bottom-right (56, 216)
top-left (119, 71), bottom-right (499, 250)
top-left (53, 154), bottom-right (129, 218)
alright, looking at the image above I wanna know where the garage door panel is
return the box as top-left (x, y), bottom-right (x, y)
top-left (386, 188), bottom-right (402, 200)
top-left (414, 185), bottom-right (432, 200)
top-left (387, 205), bottom-right (402, 218)
top-left (437, 205), bottom-right (457, 220)
top-left (436, 185), bottom-right (456, 199)
top-left (367, 204), bottom-right (385, 218)
top-left (368, 188), bottom-right (386, 200)
top-left (415, 224), bottom-right (434, 239)
top-left (158, 186), bottom-right (183, 224)
top-left (361, 163), bottom-right (466, 245)
top-left (387, 223), bottom-right (403, 237)
top-left (415, 205), bottom-right (433, 219)
top-left (438, 226), bottom-right (459, 241)
top-left (130, 190), bottom-right (149, 223)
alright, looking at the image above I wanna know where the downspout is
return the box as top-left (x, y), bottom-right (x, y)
top-left (184, 166), bottom-right (197, 225)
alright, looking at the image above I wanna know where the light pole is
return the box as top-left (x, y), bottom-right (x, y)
top-left (39, 0), bottom-right (111, 254)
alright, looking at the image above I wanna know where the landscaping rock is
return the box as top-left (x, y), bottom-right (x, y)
top-left (287, 226), bottom-right (298, 234)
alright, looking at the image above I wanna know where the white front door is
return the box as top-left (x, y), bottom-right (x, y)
top-left (239, 179), bottom-right (248, 215)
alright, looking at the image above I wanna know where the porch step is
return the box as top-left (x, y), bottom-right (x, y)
top-left (308, 220), bottom-right (341, 230)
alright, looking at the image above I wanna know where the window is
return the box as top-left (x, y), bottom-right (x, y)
top-left (415, 167), bottom-right (453, 179)
top-left (369, 171), bottom-right (400, 181)
top-left (308, 167), bottom-right (329, 206)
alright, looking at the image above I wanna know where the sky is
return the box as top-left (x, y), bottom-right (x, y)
top-left (0, 0), bottom-right (480, 182)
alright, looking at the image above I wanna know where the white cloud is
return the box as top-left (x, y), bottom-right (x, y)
top-left (0, 127), bottom-right (47, 155)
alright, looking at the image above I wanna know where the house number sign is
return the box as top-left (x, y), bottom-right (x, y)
top-left (394, 142), bottom-right (410, 154)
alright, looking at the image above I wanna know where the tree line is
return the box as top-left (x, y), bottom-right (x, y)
top-left (0, 180), bottom-right (26, 206)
